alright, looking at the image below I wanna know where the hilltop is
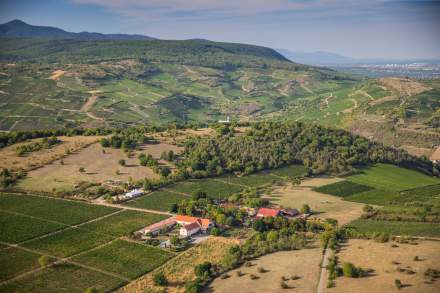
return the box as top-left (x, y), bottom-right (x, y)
top-left (0, 19), bottom-right (155, 40)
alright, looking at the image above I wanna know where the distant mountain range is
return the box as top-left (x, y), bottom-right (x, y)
top-left (276, 49), bottom-right (355, 65)
top-left (0, 19), bottom-right (156, 40)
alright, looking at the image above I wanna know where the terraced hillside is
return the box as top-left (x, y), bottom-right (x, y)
top-left (0, 38), bottom-right (438, 158)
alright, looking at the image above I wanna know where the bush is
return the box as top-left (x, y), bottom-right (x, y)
top-left (79, 167), bottom-right (85, 173)
top-left (395, 279), bottom-right (402, 290)
top-left (194, 261), bottom-right (212, 280)
top-left (118, 159), bottom-right (126, 166)
top-left (300, 204), bottom-right (311, 214)
top-left (249, 274), bottom-right (259, 280)
top-left (342, 262), bottom-right (364, 278)
top-left (258, 267), bottom-right (267, 273)
top-left (185, 278), bottom-right (202, 293)
top-left (84, 288), bottom-right (98, 293)
top-left (153, 271), bottom-right (168, 286)
top-left (280, 281), bottom-right (289, 289)
top-left (38, 255), bottom-right (49, 268)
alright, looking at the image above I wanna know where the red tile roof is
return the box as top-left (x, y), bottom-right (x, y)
top-left (257, 207), bottom-right (281, 217)
top-left (183, 222), bottom-right (201, 231)
top-left (175, 215), bottom-right (212, 228)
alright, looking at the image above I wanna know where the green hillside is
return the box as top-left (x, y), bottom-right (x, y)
top-left (0, 38), bottom-right (438, 159)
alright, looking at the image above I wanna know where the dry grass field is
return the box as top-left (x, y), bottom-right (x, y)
top-left (206, 248), bottom-right (322, 293)
top-left (17, 143), bottom-right (160, 192)
top-left (118, 237), bottom-right (239, 293)
top-left (265, 178), bottom-right (365, 225)
top-left (0, 136), bottom-right (101, 171)
top-left (329, 239), bottom-right (440, 293)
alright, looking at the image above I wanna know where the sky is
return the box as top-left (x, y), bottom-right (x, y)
top-left (0, 0), bottom-right (439, 59)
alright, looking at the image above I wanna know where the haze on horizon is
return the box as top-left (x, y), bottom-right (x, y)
top-left (0, 0), bottom-right (439, 60)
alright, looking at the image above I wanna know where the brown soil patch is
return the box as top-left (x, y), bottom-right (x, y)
top-left (430, 146), bottom-right (440, 161)
top-left (402, 145), bottom-right (434, 158)
top-left (265, 179), bottom-right (364, 225)
top-left (380, 77), bottom-right (431, 96)
top-left (368, 95), bottom-right (399, 106)
top-left (0, 136), bottom-right (101, 172)
top-left (207, 248), bottom-right (322, 293)
top-left (329, 239), bottom-right (440, 293)
top-left (80, 93), bottom-right (101, 112)
top-left (118, 237), bottom-right (239, 293)
top-left (17, 143), bottom-right (160, 192)
top-left (48, 70), bottom-right (65, 80)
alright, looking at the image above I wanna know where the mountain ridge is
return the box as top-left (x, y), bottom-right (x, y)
top-left (0, 19), bottom-right (156, 40)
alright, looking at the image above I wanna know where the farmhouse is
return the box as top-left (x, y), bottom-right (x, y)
top-left (139, 218), bottom-right (177, 236)
top-left (175, 215), bottom-right (213, 236)
top-left (256, 207), bottom-right (282, 218)
top-left (180, 222), bottom-right (201, 237)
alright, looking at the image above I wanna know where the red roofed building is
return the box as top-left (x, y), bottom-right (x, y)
top-left (175, 215), bottom-right (213, 236)
top-left (180, 222), bottom-right (201, 237)
top-left (256, 207), bottom-right (281, 218)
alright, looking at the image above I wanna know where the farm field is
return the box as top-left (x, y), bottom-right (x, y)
top-left (0, 193), bottom-right (173, 292)
top-left (206, 248), bottom-right (322, 293)
top-left (346, 219), bottom-right (440, 237)
top-left (119, 237), bottom-right (239, 293)
top-left (264, 179), bottom-right (364, 225)
top-left (329, 239), bottom-right (440, 293)
top-left (71, 239), bottom-right (175, 279)
top-left (267, 164), bottom-right (307, 179)
top-left (0, 193), bottom-right (117, 225)
top-left (124, 190), bottom-right (190, 212)
top-left (80, 210), bottom-right (168, 237)
top-left (166, 178), bottom-right (245, 199)
top-left (0, 135), bottom-right (101, 171)
top-left (0, 262), bottom-right (125, 293)
top-left (347, 164), bottom-right (439, 192)
top-left (17, 142), bottom-right (160, 193)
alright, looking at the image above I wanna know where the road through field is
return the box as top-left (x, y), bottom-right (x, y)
top-left (317, 248), bottom-right (330, 293)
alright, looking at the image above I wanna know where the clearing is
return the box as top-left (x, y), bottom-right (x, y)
top-left (0, 136), bottom-right (101, 171)
top-left (48, 70), bottom-right (65, 80)
top-left (329, 239), bottom-right (440, 293)
top-left (17, 143), bottom-right (159, 192)
top-left (265, 178), bottom-right (365, 225)
top-left (206, 248), bottom-right (322, 293)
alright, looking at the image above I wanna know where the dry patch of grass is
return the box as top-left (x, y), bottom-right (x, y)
top-left (430, 146), bottom-right (440, 161)
top-left (380, 77), bottom-right (431, 96)
top-left (0, 136), bottom-right (101, 172)
top-left (118, 237), bottom-right (239, 293)
top-left (265, 179), bottom-right (364, 225)
top-left (17, 143), bottom-right (159, 192)
top-left (207, 248), bottom-right (322, 293)
top-left (48, 70), bottom-right (65, 80)
top-left (329, 239), bottom-right (440, 293)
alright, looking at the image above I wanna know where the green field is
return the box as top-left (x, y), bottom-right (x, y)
top-left (0, 211), bottom-right (66, 243)
top-left (0, 248), bottom-right (48, 282)
top-left (267, 164), bottom-right (308, 179)
top-left (167, 178), bottom-right (245, 199)
top-left (344, 189), bottom-right (400, 205)
top-left (219, 172), bottom-right (277, 187)
top-left (80, 210), bottom-right (168, 237)
top-left (0, 262), bottom-right (125, 293)
top-left (347, 219), bottom-right (440, 237)
top-left (23, 228), bottom-right (114, 258)
top-left (347, 164), bottom-right (439, 191)
top-left (314, 180), bottom-right (373, 197)
top-left (390, 184), bottom-right (440, 206)
top-left (125, 191), bottom-right (189, 212)
top-left (72, 239), bottom-right (174, 279)
top-left (0, 194), bottom-right (117, 225)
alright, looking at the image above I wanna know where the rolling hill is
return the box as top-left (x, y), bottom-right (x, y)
top-left (0, 21), bottom-right (438, 159)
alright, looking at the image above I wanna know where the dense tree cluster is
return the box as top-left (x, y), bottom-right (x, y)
top-left (15, 136), bottom-right (60, 156)
top-left (181, 122), bottom-right (438, 177)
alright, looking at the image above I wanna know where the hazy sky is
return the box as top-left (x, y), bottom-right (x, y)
top-left (0, 0), bottom-right (439, 59)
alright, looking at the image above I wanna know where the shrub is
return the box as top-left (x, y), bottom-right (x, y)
top-left (79, 167), bottom-right (85, 173)
top-left (300, 204), bottom-right (311, 214)
top-left (84, 288), bottom-right (98, 293)
top-left (249, 274), bottom-right (259, 280)
top-left (194, 261), bottom-right (212, 280)
top-left (342, 262), bottom-right (364, 278)
top-left (38, 255), bottom-right (49, 268)
top-left (185, 278), bottom-right (202, 293)
top-left (118, 159), bottom-right (126, 166)
top-left (258, 267), bottom-right (266, 273)
top-left (280, 281), bottom-right (289, 289)
top-left (153, 271), bottom-right (168, 286)
top-left (236, 270), bottom-right (244, 277)
top-left (395, 279), bottom-right (402, 290)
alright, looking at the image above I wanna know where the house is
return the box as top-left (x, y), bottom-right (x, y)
top-left (180, 222), bottom-right (201, 237)
top-left (139, 218), bottom-right (176, 236)
top-left (282, 208), bottom-right (300, 217)
top-left (175, 215), bottom-right (213, 237)
top-left (218, 116), bottom-right (230, 123)
top-left (125, 188), bottom-right (144, 198)
top-left (256, 207), bottom-right (281, 218)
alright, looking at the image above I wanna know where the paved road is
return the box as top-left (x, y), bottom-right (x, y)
top-left (317, 248), bottom-right (331, 293)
